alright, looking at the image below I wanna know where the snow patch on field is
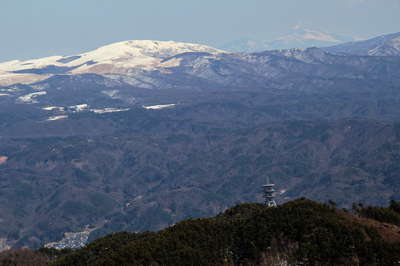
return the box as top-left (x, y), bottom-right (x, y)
top-left (18, 91), bottom-right (47, 103)
top-left (42, 106), bottom-right (65, 111)
top-left (69, 104), bottom-right (88, 112)
top-left (143, 104), bottom-right (176, 110)
top-left (1, 86), bottom-right (21, 92)
top-left (47, 115), bottom-right (68, 121)
top-left (90, 108), bottom-right (129, 114)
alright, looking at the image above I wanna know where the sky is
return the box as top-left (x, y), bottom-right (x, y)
top-left (0, 0), bottom-right (399, 62)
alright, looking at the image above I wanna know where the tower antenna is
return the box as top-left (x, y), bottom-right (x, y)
top-left (263, 177), bottom-right (277, 207)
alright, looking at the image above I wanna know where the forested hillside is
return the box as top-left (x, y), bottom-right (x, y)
top-left (2, 199), bottom-right (400, 265)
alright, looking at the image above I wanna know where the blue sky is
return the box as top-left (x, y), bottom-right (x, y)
top-left (0, 0), bottom-right (399, 61)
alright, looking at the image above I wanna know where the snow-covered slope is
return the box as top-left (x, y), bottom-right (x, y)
top-left (324, 32), bottom-right (400, 56)
top-left (0, 40), bottom-right (225, 86)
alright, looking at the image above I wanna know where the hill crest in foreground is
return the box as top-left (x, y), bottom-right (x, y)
top-left (2, 199), bottom-right (400, 265)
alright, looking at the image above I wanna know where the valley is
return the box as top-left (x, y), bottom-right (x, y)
top-left (0, 32), bottom-right (400, 249)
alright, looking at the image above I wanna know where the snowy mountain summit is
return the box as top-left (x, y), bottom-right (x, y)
top-left (0, 40), bottom-right (225, 86)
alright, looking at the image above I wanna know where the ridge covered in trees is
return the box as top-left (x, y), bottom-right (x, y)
top-left (1, 198), bottom-right (400, 265)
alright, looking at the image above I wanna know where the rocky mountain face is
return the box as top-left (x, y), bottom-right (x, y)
top-left (0, 32), bottom-right (400, 249)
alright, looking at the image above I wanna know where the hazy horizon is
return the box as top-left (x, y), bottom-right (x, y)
top-left (1, 0), bottom-right (399, 62)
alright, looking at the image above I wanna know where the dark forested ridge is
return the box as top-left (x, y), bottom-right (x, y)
top-left (2, 199), bottom-right (400, 266)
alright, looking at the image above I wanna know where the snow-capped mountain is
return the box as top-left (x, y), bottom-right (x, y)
top-left (0, 30), bottom-right (400, 96)
top-left (219, 27), bottom-right (355, 52)
top-left (324, 32), bottom-right (400, 56)
top-left (3, 32), bottom-right (399, 89)
top-left (0, 40), bottom-right (225, 86)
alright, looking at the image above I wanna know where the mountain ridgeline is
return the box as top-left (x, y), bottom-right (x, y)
top-left (0, 32), bottom-right (400, 249)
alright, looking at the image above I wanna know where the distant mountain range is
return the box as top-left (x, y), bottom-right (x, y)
top-left (324, 32), bottom-right (400, 56)
top-left (218, 27), bottom-right (356, 52)
top-left (1, 31), bottom-right (399, 89)
top-left (1, 31), bottom-right (400, 249)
